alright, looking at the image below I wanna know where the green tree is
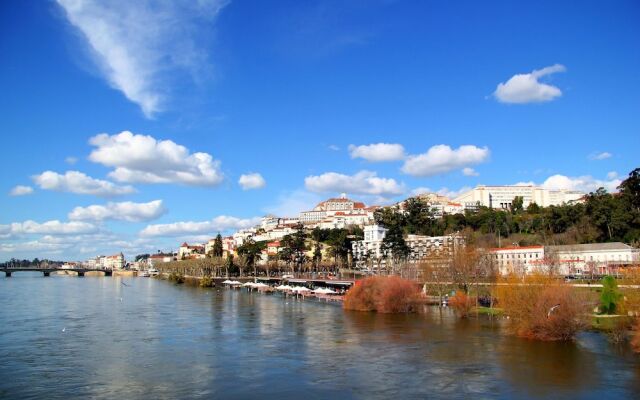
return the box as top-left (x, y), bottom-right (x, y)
top-left (134, 254), bottom-right (150, 262)
top-left (237, 239), bottom-right (266, 278)
top-left (600, 275), bottom-right (622, 314)
top-left (511, 196), bottom-right (524, 214)
top-left (381, 224), bottom-right (410, 271)
top-left (619, 168), bottom-right (640, 212)
top-left (212, 233), bottom-right (224, 258)
top-left (280, 224), bottom-right (308, 273)
top-left (313, 241), bottom-right (322, 268)
top-left (404, 197), bottom-right (436, 235)
top-left (526, 202), bottom-right (541, 214)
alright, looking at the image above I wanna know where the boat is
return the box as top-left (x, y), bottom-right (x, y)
top-left (148, 268), bottom-right (159, 276)
top-left (139, 270), bottom-right (150, 277)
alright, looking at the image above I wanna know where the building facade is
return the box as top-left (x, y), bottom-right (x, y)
top-left (487, 242), bottom-right (640, 276)
top-left (352, 224), bottom-right (464, 269)
top-left (454, 185), bottom-right (584, 210)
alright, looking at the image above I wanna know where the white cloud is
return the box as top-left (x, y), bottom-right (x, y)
top-left (607, 171), bottom-right (618, 180)
top-left (305, 170), bottom-right (405, 197)
top-left (589, 151), bottom-right (612, 161)
top-left (0, 232), bottom-right (158, 260)
top-left (348, 143), bottom-right (405, 162)
top-left (68, 200), bottom-right (166, 222)
top-left (2, 220), bottom-right (98, 235)
top-left (328, 145), bottom-right (340, 151)
top-left (0, 239), bottom-right (74, 254)
top-left (542, 174), bottom-right (621, 193)
top-left (238, 173), bottom-right (266, 190)
top-left (65, 156), bottom-right (78, 165)
top-left (56, 0), bottom-right (228, 117)
top-left (462, 167), bottom-right (479, 177)
top-left (494, 64), bottom-right (566, 104)
top-left (140, 215), bottom-right (260, 237)
top-left (88, 131), bottom-right (224, 186)
top-left (401, 144), bottom-right (490, 177)
top-left (9, 185), bottom-right (34, 196)
top-left (32, 170), bottom-right (135, 197)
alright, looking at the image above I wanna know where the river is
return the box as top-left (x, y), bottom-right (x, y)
top-left (0, 273), bottom-right (638, 399)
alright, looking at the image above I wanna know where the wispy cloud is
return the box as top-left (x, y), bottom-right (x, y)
top-left (588, 151), bottom-right (612, 161)
top-left (140, 215), bottom-right (259, 237)
top-left (462, 167), bottom-right (479, 177)
top-left (56, 0), bottom-right (228, 117)
top-left (494, 64), bottom-right (566, 104)
top-left (2, 220), bottom-right (98, 235)
top-left (9, 185), bottom-right (34, 196)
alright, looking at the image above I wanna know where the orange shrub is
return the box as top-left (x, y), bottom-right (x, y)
top-left (449, 292), bottom-right (475, 318)
top-left (497, 273), bottom-right (588, 341)
top-left (344, 276), bottom-right (420, 313)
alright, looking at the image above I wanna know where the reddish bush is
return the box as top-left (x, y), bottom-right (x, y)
top-left (449, 292), bottom-right (475, 318)
top-left (344, 276), bottom-right (420, 313)
top-left (497, 274), bottom-right (588, 341)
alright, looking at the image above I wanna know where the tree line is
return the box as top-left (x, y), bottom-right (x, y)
top-left (375, 167), bottom-right (640, 250)
top-left (0, 258), bottom-right (62, 269)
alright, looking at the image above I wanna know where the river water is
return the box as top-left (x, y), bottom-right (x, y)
top-left (0, 273), bottom-right (638, 399)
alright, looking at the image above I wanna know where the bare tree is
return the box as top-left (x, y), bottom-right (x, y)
top-left (420, 261), bottom-right (451, 307)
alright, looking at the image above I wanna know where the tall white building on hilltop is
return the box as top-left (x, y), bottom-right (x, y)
top-left (453, 185), bottom-right (584, 210)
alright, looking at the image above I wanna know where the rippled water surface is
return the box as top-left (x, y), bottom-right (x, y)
top-left (1, 273), bottom-right (639, 399)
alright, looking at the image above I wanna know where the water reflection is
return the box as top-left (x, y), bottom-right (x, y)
top-left (498, 335), bottom-right (598, 398)
top-left (0, 276), bottom-right (638, 399)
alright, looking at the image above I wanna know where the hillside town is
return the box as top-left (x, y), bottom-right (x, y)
top-left (73, 182), bottom-right (640, 279)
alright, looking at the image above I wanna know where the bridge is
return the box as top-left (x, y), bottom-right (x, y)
top-left (0, 267), bottom-right (113, 277)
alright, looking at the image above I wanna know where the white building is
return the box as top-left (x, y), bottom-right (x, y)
top-left (405, 234), bottom-right (465, 263)
top-left (178, 242), bottom-right (205, 259)
top-left (454, 185), bottom-right (585, 210)
top-left (488, 242), bottom-right (640, 276)
top-left (299, 195), bottom-right (369, 225)
top-left (352, 224), bottom-right (388, 261)
top-left (253, 226), bottom-right (296, 242)
top-left (148, 253), bottom-right (174, 267)
top-left (548, 242), bottom-right (640, 276)
top-left (317, 212), bottom-right (372, 229)
top-left (103, 253), bottom-right (125, 270)
top-left (488, 246), bottom-right (546, 275)
top-left (352, 224), bottom-right (464, 267)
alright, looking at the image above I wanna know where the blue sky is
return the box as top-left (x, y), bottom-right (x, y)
top-left (1, 0), bottom-right (639, 261)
